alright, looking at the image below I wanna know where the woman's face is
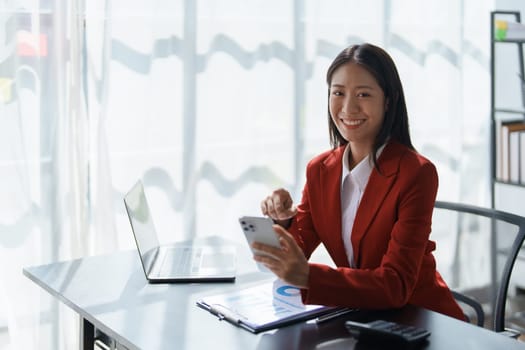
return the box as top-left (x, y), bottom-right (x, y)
top-left (329, 62), bottom-right (386, 151)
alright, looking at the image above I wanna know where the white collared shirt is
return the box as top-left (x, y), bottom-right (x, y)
top-left (340, 144), bottom-right (385, 267)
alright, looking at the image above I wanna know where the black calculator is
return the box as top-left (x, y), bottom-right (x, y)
top-left (345, 319), bottom-right (431, 347)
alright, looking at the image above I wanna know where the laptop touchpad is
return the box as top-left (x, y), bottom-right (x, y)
top-left (201, 252), bottom-right (235, 269)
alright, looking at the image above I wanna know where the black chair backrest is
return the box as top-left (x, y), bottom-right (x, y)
top-left (434, 201), bottom-right (525, 332)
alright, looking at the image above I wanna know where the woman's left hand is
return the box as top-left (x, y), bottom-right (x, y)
top-left (252, 225), bottom-right (309, 288)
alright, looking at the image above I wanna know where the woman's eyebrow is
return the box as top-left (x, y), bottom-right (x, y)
top-left (330, 83), bottom-right (374, 89)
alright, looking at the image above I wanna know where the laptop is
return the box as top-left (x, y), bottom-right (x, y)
top-left (124, 180), bottom-right (236, 283)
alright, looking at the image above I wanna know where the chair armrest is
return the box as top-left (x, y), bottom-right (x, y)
top-left (451, 290), bottom-right (485, 327)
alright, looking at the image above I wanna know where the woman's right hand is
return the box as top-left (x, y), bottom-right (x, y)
top-left (260, 188), bottom-right (298, 227)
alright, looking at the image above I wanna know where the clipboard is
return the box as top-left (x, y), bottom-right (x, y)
top-left (196, 279), bottom-right (346, 333)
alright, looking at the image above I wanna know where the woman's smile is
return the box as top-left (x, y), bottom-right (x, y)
top-left (340, 118), bottom-right (365, 128)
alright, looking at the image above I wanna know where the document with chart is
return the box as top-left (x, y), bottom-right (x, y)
top-left (196, 279), bottom-right (342, 333)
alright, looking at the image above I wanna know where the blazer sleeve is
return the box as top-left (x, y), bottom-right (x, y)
top-left (301, 156), bottom-right (439, 309)
top-left (288, 180), bottom-right (322, 260)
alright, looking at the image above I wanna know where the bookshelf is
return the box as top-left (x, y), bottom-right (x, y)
top-left (491, 11), bottom-right (525, 207)
top-left (491, 11), bottom-right (525, 291)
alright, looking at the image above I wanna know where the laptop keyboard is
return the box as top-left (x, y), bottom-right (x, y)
top-left (160, 247), bottom-right (202, 276)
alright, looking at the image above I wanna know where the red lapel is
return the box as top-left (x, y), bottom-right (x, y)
top-left (319, 147), bottom-right (350, 266)
top-left (351, 141), bottom-right (403, 266)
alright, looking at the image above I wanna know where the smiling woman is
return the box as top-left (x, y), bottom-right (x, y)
top-left (258, 43), bottom-right (465, 321)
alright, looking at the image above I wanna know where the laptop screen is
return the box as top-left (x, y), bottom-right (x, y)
top-left (124, 180), bottom-right (160, 274)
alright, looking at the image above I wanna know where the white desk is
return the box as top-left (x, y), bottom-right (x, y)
top-left (23, 238), bottom-right (525, 350)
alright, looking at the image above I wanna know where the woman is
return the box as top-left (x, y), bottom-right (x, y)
top-left (254, 43), bottom-right (464, 320)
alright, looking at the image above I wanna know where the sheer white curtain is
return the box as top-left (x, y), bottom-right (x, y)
top-left (1, 0), bottom-right (87, 349)
top-left (1, 0), bottom-right (495, 349)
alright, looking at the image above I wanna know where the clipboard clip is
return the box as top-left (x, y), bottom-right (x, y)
top-left (209, 304), bottom-right (243, 324)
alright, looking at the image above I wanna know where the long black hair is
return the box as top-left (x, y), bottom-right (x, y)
top-left (326, 43), bottom-right (415, 169)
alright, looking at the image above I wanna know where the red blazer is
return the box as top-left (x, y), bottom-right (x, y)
top-left (289, 141), bottom-right (464, 320)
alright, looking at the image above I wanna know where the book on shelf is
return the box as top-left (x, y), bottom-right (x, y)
top-left (521, 132), bottom-right (525, 185)
top-left (496, 120), bottom-right (510, 180)
top-left (495, 20), bottom-right (525, 40)
top-left (510, 131), bottom-right (521, 183)
top-left (497, 120), bottom-right (525, 182)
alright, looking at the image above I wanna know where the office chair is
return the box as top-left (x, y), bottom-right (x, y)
top-left (433, 201), bottom-right (525, 336)
top-left (450, 290), bottom-right (485, 326)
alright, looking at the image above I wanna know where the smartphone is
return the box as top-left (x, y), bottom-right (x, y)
top-left (238, 216), bottom-right (281, 272)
